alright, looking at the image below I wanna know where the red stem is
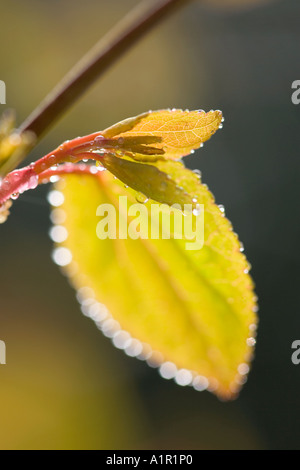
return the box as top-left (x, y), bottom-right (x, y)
top-left (38, 163), bottom-right (101, 183)
top-left (0, 133), bottom-right (109, 205)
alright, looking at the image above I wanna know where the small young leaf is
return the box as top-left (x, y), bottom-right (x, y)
top-left (100, 154), bottom-right (193, 208)
top-left (52, 166), bottom-right (257, 400)
top-left (100, 109), bottom-right (223, 161)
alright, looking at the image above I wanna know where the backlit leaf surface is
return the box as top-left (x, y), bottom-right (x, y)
top-left (101, 109), bottom-right (223, 161)
top-left (53, 165), bottom-right (257, 400)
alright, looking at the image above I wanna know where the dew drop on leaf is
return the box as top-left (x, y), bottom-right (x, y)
top-left (192, 169), bottom-right (202, 178)
top-left (175, 369), bottom-right (193, 386)
top-left (52, 247), bottom-right (72, 267)
top-left (218, 204), bottom-right (225, 215)
top-left (135, 192), bottom-right (149, 204)
top-left (159, 361), bottom-right (177, 380)
top-left (193, 375), bottom-right (209, 392)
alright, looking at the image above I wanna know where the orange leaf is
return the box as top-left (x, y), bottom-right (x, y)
top-left (101, 109), bottom-right (223, 161)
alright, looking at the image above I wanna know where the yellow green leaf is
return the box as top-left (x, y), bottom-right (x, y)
top-left (52, 165), bottom-right (257, 400)
top-left (0, 110), bottom-right (36, 176)
top-left (101, 109), bottom-right (223, 161)
top-left (100, 154), bottom-right (193, 208)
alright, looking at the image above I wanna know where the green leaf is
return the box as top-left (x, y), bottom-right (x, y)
top-left (100, 154), bottom-right (194, 209)
top-left (52, 165), bottom-right (257, 400)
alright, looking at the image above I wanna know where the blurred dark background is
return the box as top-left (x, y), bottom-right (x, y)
top-left (0, 0), bottom-right (299, 449)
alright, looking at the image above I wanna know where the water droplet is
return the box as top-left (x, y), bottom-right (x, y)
top-left (207, 378), bottom-right (219, 392)
top-left (137, 343), bottom-right (153, 361)
top-left (89, 302), bottom-right (109, 323)
top-left (192, 206), bottom-right (200, 216)
top-left (112, 330), bottom-right (132, 350)
top-left (146, 351), bottom-right (164, 368)
top-left (218, 204), bottom-right (225, 214)
top-left (11, 193), bottom-right (19, 200)
top-left (76, 286), bottom-right (95, 303)
top-left (47, 190), bottom-right (65, 207)
top-left (159, 362), bottom-right (177, 380)
top-left (239, 242), bottom-right (245, 252)
top-left (246, 337), bottom-right (256, 347)
top-left (193, 169), bottom-right (201, 178)
top-left (193, 375), bottom-right (209, 392)
top-left (190, 149), bottom-right (195, 154)
top-left (49, 225), bottom-right (68, 243)
top-left (175, 369), bottom-right (193, 386)
top-left (90, 166), bottom-right (99, 174)
top-left (238, 363), bottom-right (250, 376)
top-left (135, 192), bottom-right (149, 204)
top-left (28, 174), bottom-right (38, 190)
top-left (50, 175), bottom-right (60, 183)
top-left (50, 208), bottom-right (66, 225)
top-left (125, 339), bottom-right (143, 358)
top-left (52, 247), bottom-right (72, 267)
top-left (101, 319), bottom-right (121, 338)
top-left (94, 135), bottom-right (104, 145)
top-left (236, 375), bottom-right (248, 386)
